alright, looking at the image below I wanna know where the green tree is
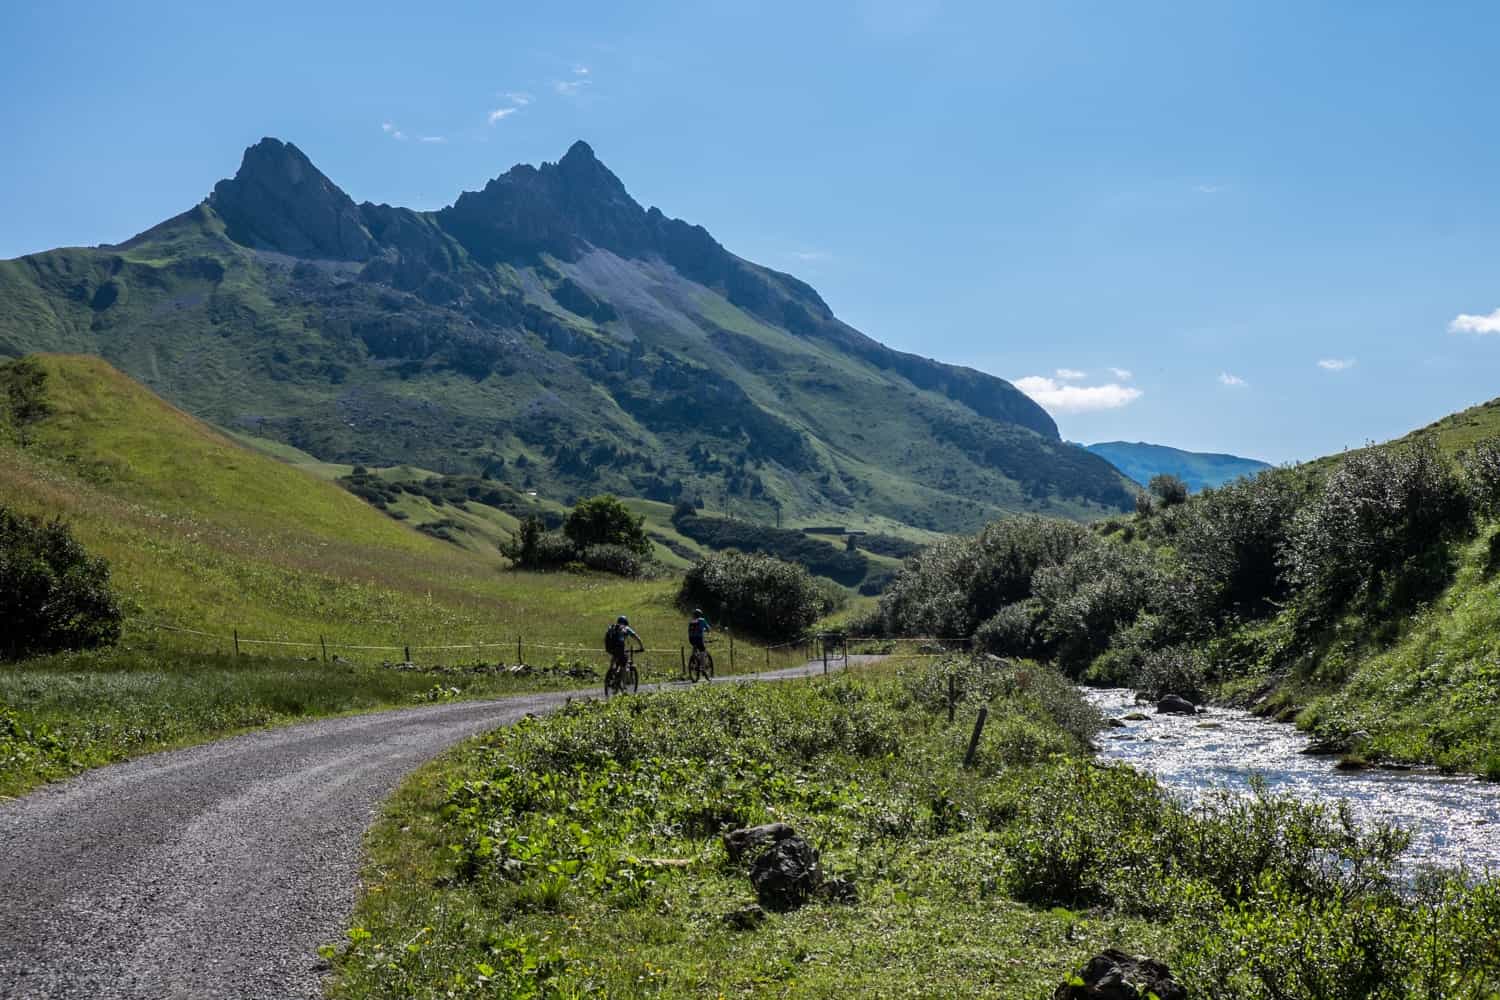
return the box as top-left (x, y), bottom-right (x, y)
top-left (563, 495), bottom-right (650, 556)
top-left (1148, 473), bottom-right (1190, 507)
top-left (1, 506), bottom-right (122, 660)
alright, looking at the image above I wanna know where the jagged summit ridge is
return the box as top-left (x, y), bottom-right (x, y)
top-left (210, 138), bottom-right (376, 261)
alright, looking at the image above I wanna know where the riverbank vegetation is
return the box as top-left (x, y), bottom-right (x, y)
top-left (869, 427), bottom-right (1500, 773)
top-left (333, 658), bottom-right (1500, 998)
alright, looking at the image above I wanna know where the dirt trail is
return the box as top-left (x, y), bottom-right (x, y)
top-left (0, 657), bottom-right (879, 1000)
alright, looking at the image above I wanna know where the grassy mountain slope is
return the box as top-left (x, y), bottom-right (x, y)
top-left (0, 140), bottom-right (1135, 533)
top-left (1086, 440), bottom-right (1270, 492)
top-left (0, 355), bottom-right (697, 661)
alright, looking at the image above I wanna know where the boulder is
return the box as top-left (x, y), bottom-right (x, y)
top-left (1156, 694), bottom-right (1197, 716)
top-left (749, 833), bottom-right (821, 911)
top-left (723, 823), bottom-right (796, 864)
top-left (723, 904), bottom-right (766, 930)
top-left (1052, 949), bottom-right (1187, 1000)
top-left (1106, 718), bottom-right (1127, 729)
top-left (818, 876), bottom-right (858, 904)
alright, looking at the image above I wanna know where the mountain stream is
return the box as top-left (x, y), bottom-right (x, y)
top-left (1085, 688), bottom-right (1500, 872)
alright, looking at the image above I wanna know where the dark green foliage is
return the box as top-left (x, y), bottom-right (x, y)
top-left (1148, 473), bottom-right (1189, 507)
top-left (0, 358), bottom-right (51, 445)
top-left (679, 551), bottom-right (829, 640)
top-left (0, 507), bottom-right (122, 661)
top-left (1031, 539), bottom-right (1160, 673)
top-left (1164, 470), bottom-right (1302, 634)
top-left (1284, 440), bottom-right (1471, 624)
top-left (672, 511), bottom-right (869, 587)
top-left (501, 517), bottom-right (577, 569)
top-left (563, 495), bottom-right (650, 557)
top-left (1459, 437), bottom-right (1500, 517)
top-left (580, 543), bottom-right (644, 578)
top-left (878, 516), bottom-right (1090, 638)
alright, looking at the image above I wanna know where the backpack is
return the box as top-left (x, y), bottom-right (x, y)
top-left (605, 624), bottom-right (625, 655)
top-left (688, 618), bottom-right (705, 641)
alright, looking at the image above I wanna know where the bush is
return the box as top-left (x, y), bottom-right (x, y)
top-left (1031, 538), bottom-right (1161, 675)
top-left (878, 516), bottom-right (1089, 638)
top-left (672, 512), bottom-right (869, 586)
top-left (502, 518), bottom-right (578, 569)
top-left (975, 601), bottom-right (1044, 658)
top-left (1135, 643), bottom-right (1210, 701)
top-left (563, 495), bottom-right (650, 556)
top-left (1284, 440), bottom-right (1471, 623)
top-left (1149, 473), bottom-right (1189, 507)
top-left (0, 507), bottom-right (122, 660)
top-left (679, 551), bottom-right (828, 640)
top-left (1459, 437), bottom-right (1500, 518)
top-left (580, 543), bottom-right (644, 578)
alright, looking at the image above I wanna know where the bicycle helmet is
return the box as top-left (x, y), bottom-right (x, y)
top-left (618, 615), bottom-right (629, 625)
top-left (693, 608), bottom-right (703, 617)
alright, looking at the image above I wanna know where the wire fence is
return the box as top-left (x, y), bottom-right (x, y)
top-left (122, 616), bottom-right (977, 676)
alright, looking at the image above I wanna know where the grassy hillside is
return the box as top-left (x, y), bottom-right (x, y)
top-left (0, 355), bottom-right (753, 663)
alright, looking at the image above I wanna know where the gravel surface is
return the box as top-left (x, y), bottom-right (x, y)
top-left (0, 657), bottom-right (874, 1000)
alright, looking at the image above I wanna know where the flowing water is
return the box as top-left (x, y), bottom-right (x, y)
top-left (1085, 688), bottom-right (1500, 872)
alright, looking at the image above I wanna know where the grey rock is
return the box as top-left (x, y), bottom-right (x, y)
top-left (749, 833), bottom-right (821, 911)
top-left (723, 822), bottom-right (796, 864)
top-left (1156, 694), bottom-right (1197, 716)
top-left (1052, 949), bottom-right (1187, 1000)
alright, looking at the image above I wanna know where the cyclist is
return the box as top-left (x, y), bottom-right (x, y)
top-left (605, 615), bottom-right (642, 676)
top-left (687, 608), bottom-right (711, 657)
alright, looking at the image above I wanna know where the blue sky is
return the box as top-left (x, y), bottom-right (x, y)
top-left (4, 0), bottom-right (1500, 464)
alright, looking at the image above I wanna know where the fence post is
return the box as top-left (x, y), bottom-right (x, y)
top-left (320, 635), bottom-right (328, 664)
top-left (730, 631), bottom-right (735, 671)
top-left (765, 647), bottom-right (770, 671)
top-left (680, 645), bottom-right (686, 678)
top-left (963, 705), bottom-right (989, 769)
top-left (404, 645), bottom-right (411, 664)
top-left (233, 629), bottom-right (240, 657)
top-left (517, 635), bottom-right (523, 666)
top-left (948, 674), bottom-right (956, 723)
top-left (823, 639), bottom-right (829, 675)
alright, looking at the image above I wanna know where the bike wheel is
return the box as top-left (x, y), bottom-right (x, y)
top-left (702, 651), bottom-right (714, 680)
top-left (626, 663), bottom-right (639, 693)
top-left (604, 667), bottom-right (619, 698)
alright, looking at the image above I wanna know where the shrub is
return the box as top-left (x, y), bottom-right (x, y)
top-left (563, 495), bottom-right (650, 556)
top-left (1459, 437), bottom-right (1500, 518)
top-left (1149, 473), bottom-right (1190, 506)
top-left (1136, 644), bottom-right (1210, 701)
top-left (580, 543), bottom-right (644, 578)
top-left (975, 601), bottom-right (1044, 658)
top-left (672, 512), bottom-right (869, 586)
top-left (502, 518), bottom-right (578, 569)
top-left (0, 507), bottom-right (122, 660)
top-left (679, 551), bottom-right (828, 640)
top-left (0, 357), bottom-right (51, 446)
top-left (879, 516), bottom-right (1089, 638)
top-left (1031, 538), bottom-right (1161, 675)
top-left (1284, 440), bottom-right (1471, 623)
top-left (1163, 470), bottom-right (1301, 636)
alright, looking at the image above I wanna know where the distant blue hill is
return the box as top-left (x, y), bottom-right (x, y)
top-left (1084, 441), bottom-right (1272, 493)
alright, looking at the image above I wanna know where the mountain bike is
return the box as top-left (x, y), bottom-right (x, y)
top-left (687, 641), bottom-right (714, 682)
top-left (605, 644), bottom-right (641, 697)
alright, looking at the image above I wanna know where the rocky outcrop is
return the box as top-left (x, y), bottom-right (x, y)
top-left (748, 832), bottom-right (822, 911)
top-left (210, 139), bottom-right (376, 261)
top-left (1052, 950), bottom-right (1187, 1000)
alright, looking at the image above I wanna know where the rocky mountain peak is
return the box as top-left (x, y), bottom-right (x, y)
top-left (210, 138), bottom-right (376, 261)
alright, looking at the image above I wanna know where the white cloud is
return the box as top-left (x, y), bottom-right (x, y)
top-left (501, 91), bottom-right (533, 105)
top-left (1218, 372), bottom-right (1247, 387)
top-left (381, 122), bottom-right (407, 141)
top-left (573, 64), bottom-right (590, 75)
top-left (1109, 367), bottom-right (1133, 380)
top-left (1014, 376), bottom-right (1142, 414)
top-left (555, 78), bottom-right (592, 96)
top-left (1451, 308), bottom-right (1500, 335)
top-left (487, 107), bottom-right (517, 124)
top-left (1194, 184), bottom-right (1227, 194)
top-left (1317, 358), bottom-right (1355, 371)
top-left (1054, 368), bottom-right (1087, 381)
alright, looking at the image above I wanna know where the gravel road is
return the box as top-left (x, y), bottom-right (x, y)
top-left (0, 657), bottom-right (873, 1000)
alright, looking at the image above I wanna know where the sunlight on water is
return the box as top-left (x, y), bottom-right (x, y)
top-left (1085, 688), bottom-right (1500, 873)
